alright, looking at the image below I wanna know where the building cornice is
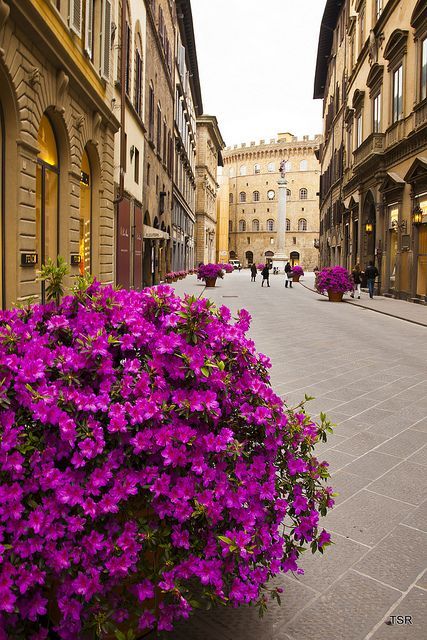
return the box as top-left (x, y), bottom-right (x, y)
top-left (176, 0), bottom-right (203, 116)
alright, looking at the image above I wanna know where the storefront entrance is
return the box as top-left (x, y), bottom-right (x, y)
top-left (36, 114), bottom-right (59, 302)
top-left (79, 149), bottom-right (92, 275)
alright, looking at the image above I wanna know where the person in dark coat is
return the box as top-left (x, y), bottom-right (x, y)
top-left (365, 261), bottom-right (379, 299)
top-left (250, 264), bottom-right (257, 282)
top-left (261, 265), bottom-right (270, 287)
top-left (284, 262), bottom-right (293, 288)
top-left (351, 263), bottom-right (363, 299)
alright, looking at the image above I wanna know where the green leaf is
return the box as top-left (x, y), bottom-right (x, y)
top-left (201, 367), bottom-right (210, 378)
top-left (218, 536), bottom-right (233, 545)
top-left (114, 630), bottom-right (126, 640)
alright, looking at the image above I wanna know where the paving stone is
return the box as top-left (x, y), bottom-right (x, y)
top-left (370, 587), bottom-right (427, 639)
top-left (401, 500), bottom-right (427, 533)
top-left (375, 430), bottom-right (427, 458)
top-left (407, 445), bottom-right (427, 466)
top-left (353, 407), bottom-right (394, 426)
top-left (290, 534), bottom-right (367, 593)
top-left (314, 432), bottom-right (349, 453)
top-left (368, 462), bottom-right (427, 505)
top-left (343, 451), bottom-right (400, 481)
top-left (410, 419), bottom-right (427, 433)
top-left (333, 418), bottom-right (371, 437)
top-left (354, 525), bottom-right (427, 591)
top-left (315, 449), bottom-right (355, 474)
top-left (328, 470), bottom-right (370, 505)
top-left (334, 431), bottom-right (389, 456)
top-left (324, 490), bottom-right (413, 546)
top-left (285, 571), bottom-right (400, 640)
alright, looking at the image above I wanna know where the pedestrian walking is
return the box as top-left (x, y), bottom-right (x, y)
top-left (284, 262), bottom-right (293, 288)
top-left (261, 265), bottom-right (270, 287)
top-left (250, 264), bottom-right (257, 282)
top-left (351, 263), bottom-right (363, 299)
top-left (365, 261), bottom-right (379, 299)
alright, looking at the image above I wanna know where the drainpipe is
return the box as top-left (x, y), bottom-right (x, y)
top-left (114, 0), bottom-right (127, 206)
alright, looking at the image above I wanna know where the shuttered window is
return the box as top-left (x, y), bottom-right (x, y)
top-left (84, 0), bottom-right (94, 59)
top-left (69, 0), bottom-right (83, 37)
top-left (100, 0), bottom-right (112, 80)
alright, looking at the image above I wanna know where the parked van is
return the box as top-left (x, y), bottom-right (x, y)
top-left (229, 260), bottom-right (241, 270)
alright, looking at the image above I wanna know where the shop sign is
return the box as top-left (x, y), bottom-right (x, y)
top-left (70, 254), bottom-right (82, 265)
top-left (21, 253), bottom-right (38, 266)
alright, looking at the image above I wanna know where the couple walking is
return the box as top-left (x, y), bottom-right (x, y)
top-left (250, 264), bottom-right (271, 286)
top-left (351, 261), bottom-right (379, 299)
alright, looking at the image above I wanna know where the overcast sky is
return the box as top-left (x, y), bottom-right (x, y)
top-left (191, 0), bottom-right (325, 147)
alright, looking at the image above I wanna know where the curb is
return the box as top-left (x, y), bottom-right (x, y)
top-left (298, 280), bottom-right (427, 329)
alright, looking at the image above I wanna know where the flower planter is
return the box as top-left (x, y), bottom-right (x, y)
top-left (292, 274), bottom-right (301, 283)
top-left (205, 277), bottom-right (217, 288)
top-left (327, 290), bottom-right (344, 302)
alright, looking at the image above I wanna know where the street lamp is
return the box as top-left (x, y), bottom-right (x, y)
top-left (365, 221), bottom-right (374, 234)
top-left (413, 204), bottom-right (423, 226)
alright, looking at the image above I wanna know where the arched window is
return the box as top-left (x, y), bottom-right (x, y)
top-left (125, 10), bottom-right (132, 96)
top-left (254, 164), bottom-right (260, 174)
top-left (36, 114), bottom-right (59, 302)
top-left (253, 190), bottom-right (260, 202)
top-left (252, 219), bottom-right (260, 231)
top-left (300, 160), bottom-right (308, 171)
top-left (238, 219), bottom-right (246, 232)
top-left (239, 165), bottom-right (247, 176)
top-left (80, 149), bottom-right (92, 275)
top-left (267, 219), bottom-right (274, 231)
top-left (286, 189), bottom-right (291, 198)
top-left (285, 161), bottom-right (292, 172)
top-left (300, 188), bottom-right (308, 200)
top-left (298, 218), bottom-right (308, 231)
top-left (229, 193), bottom-right (233, 204)
top-left (239, 191), bottom-right (246, 203)
top-left (286, 218), bottom-right (291, 231)
top-left (267, 162), bottom-right (275, 172)
top-left (229, 220), bottom-right (233, 232)
top-left (134, 33), bottom-right (143, 116)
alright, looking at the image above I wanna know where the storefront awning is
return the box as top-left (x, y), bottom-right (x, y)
top-left (143, 225), bottom-right (169, 240)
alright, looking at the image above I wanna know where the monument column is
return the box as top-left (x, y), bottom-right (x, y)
top-left (272, 161), bottom-right (289, 271)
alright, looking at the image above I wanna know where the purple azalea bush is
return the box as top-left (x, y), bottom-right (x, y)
top-left (222, 264), bottom-right (234, 274)
top-left (315, 266), bottom-right (353, 294)
top-left (0, 282), bottom-right (333, 639)
top-left (256, 264), bottom-right (265, 271)
top-left (292, 266), bottom-right (304, 276)
top-left (197, 264), bottom-right (224, 281)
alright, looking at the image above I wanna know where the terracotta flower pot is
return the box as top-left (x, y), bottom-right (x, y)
top-left (327, 290), bottom-right (344, 302)
top-left (292, 274), bottom-right (301, 282)
top-left (205, 277), bottom-right (217, 288)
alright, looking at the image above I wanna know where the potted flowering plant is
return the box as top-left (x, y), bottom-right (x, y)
top-left (292, 265), bottom-right (304, 282)
top-left (197, 263), bottom-right (225, 287)
top-left (315, 265), bottom-right (354, 301)
top-left (222, 263), bottom-right (234, 274)
top-left (257, 263), bottom-right (265, 271)
top-left (0, 281), bottom-right (333, 638)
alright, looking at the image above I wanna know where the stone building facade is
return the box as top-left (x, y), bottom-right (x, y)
top-left (216, 172), bottom-right (230, 264)
top-left (0, 0), bottom-right (119, 307)
top-left (172, 0), bottom-right (202, 272)
top-left (195, 115), bottom-right (225, 265)
top-left (222, 133), bottom-right (322, 270)
top-left (140, 0), bottom-right (175, 286)
top-left (314, 0), bottom-right (427, 301)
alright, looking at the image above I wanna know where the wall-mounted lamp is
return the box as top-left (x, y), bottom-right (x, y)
top-left (365, 221), bottom-right (374, 234)
top-left (413, 204), bottom-right (423, 226)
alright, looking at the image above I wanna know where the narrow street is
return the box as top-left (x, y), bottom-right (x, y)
top-left (166, 271), bottom-right (427, 640)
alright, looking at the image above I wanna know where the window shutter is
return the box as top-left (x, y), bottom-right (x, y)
top-left (84, 0), bottom-right (94, 59)
top-left (100, 0), bottom-right (112, 81)
top-left (69, 0), bottom-right (83, 37)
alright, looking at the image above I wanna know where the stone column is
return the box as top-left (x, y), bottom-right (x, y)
top-left (272, 176), bottom-right (288, 271)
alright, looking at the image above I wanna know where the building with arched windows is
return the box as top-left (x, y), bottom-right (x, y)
top-left (0, 0), bottom-right (119, 307)
top-left (315, 0), bottom-right (427, 302)
top-left (219, 132), bottom-right (322, 268)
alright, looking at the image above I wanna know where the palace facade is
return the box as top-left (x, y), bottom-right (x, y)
top-left (221, 133), bottom-right (322, 269)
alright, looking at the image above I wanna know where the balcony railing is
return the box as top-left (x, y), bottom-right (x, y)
top-left (353, 133), bottom-right (385, 167)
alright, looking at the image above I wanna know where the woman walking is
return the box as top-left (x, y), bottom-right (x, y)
top-left (261, 265), bottom-right (270, 287)
top-left (351, 263), bottom-right (363, 299)
top-left (250, 263), bottom-right (257, 282)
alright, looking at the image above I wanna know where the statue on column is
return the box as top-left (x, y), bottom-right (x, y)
top-left (279, 160), bottom-right (287, 179)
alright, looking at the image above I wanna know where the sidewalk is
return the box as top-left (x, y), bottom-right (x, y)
top-left (301, 274), bottom-right (427, 328)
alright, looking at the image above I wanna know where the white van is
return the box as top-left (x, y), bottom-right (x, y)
top-left (229, 260), bottom-right (241, 270)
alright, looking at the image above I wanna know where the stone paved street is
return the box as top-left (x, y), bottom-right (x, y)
top-left (156, 271), bottom-right (427, 640)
